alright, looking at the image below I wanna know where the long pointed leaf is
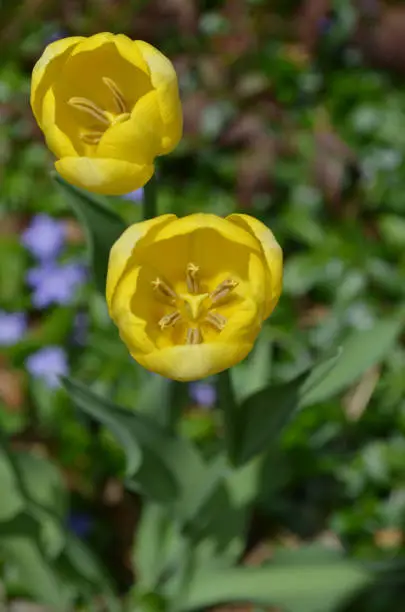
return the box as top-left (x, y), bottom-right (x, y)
top-left (54, 175), bottom-right (126, 294)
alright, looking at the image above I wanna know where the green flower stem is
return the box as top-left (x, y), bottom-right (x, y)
top-left (218, 369), bottom-right (240, 466)
top-left (143, 175), bottom-right (158, 220)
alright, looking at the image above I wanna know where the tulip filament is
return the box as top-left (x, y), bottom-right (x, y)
top-left (151, 265), bottom-right (239, 346)
top-left (68, 77), bottom-right (130, 146)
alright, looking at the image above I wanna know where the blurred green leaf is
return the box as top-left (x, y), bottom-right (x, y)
top-left (0, 235), bottom-right (27, 308)
top-left (64, 378), bottom-right (221, 520)
top-left (179, 549), bottom-right (371, 612)
top-left (234, 369), bottom-right (309, 467)
top-left (1, 527), bottom-right (70, 610)
top-left (302, 316), bottom-right (404, 406)
top-left (0, 444), bottom-right (24, 522)
top-left (54, 175), bottom-right (126, 294)
top-left (231, 330), bottom-right (273, 402)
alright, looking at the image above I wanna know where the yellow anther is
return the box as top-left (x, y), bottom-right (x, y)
top-left (205, 311), bottom-right (227, 331)
top-left (158, 311), bottom-right (181, 330)
top-left (210, 278), bottom-right (238, 304)
top-left (151, 278), bottom-right (178, 302)
top-left (186, 262), bottom-right (200, 294)
top-left (186, 327), bottom-right (202, 344)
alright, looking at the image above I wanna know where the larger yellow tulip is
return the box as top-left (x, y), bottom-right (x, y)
top-left (30, 33), bottom-right (182, 195)
top-left (106, 213), bottom-right (282, 381)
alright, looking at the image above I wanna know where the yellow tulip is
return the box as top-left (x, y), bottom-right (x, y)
top-left (106, 213), bottom-right (282, 381)
top-left (30, 33), bottom-right (182, 195)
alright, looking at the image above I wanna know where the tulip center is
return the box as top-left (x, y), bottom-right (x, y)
top-left (68, 77), bottom-right (130, 145)
top-left (151, 263), bottom-right (239, 345)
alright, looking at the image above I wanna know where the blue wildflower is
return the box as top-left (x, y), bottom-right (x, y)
top-left (26, 261), bottom-right (87, 308)
top-left (0, 311), bottom-right (27, 346)
top-left (122, 188), bottom-right (144, 202)
top-left (25, 346), bottom-right (68, 389)
top-left (67, 512), bottom-right (93, 538)
top-left (21, 214), bottom-right (66, 261)
top-left (189, 382), bottom-right (217, 408)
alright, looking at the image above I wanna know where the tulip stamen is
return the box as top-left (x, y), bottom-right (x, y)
top-left (210, 279), bottom-right (238, 304)
top-left (205, 311), bottom-right (227, 331)
top-left (102, 77), bottom-right (128, 115)
top-left (152, 278), bottom-right (178, 303)
top-left (68, 97), bottom-right (110, 125)
top-left (81, 130), bottom-right (104, 145)
top-left (186, 263), bottom-right (200, 294)
top-left (186, 327), bottom-right (202, 344)
top-left (158, 311), bottom-right (181, 330)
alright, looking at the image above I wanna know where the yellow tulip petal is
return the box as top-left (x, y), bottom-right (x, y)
top-left (69, 33), bottom-right (149, 74)
top-left (144, 213), bottom-right (261, 252)
top-left (56, 36), bottom-right (152, 126)
top-left (97, 90), bottom-right (164, 164)
top-left (227, 214), bottom-right (283, 318)
top-left (42, 87), bottom-right (79, 157)
top-left (55, 157), bottom-right (154, 195)
top-left (135, 40), bottom-right (182, 153)
top-left (132, 341), bottom-right (254, 381)
top-left (31, 36), bottom-right (84, 127)
top-left (106, 214), bottom-right (177, 311)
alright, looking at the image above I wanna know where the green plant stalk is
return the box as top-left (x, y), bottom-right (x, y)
top-left (218, 369), bottom-right (240, 466)
top-left (143, 176), bottom-right (158, 220)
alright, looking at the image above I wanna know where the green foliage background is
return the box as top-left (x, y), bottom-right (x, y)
top-left (1, 1), bottom-right (405, 610)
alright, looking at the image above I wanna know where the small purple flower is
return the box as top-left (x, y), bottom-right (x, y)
top-left (21, 214), bottom-right (66, 261)
top-left (25, 346), bottom-right (68, 389)
top-left (46, 30), bottom-right (68, 45)
top-left (0, 311), bottom-right (27, 346)
top-left (67, 512), bottom-right (93, 538)
top-left (189, 382), bottom-right (217, 408)
top-left (27, 261), bottom-right (87, 308)
top-left (122, 188), bottom-right (144, 202)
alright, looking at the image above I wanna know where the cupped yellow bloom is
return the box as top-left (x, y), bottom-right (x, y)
top-left (106, 213), bottom-right (282, 381)
top-left (30, 33), bottom-right (182, 195)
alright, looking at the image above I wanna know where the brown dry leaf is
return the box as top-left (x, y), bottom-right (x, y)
top-left (0, 367), bottom-right (25, 411)
top-left (299, 305), bottom-right (330, 328)
top-left (63, 217), bottom-right (85, 245)
top-left (357, 4), bottom-right (405, 75)
top-left (182, 91), bottom-right (214, 137)
top-left (243, 542), bottom-right (273, 566)
top-left (102, 477), bottom-right (124, 506)
top-left (374, 528), bottom-right (403, 549)
top-left (295, 0), bottom-right (330, 54)
top-left (343, 366), bottom-right (381, 421)
top-left (211, 0), bottom-right (256, 60)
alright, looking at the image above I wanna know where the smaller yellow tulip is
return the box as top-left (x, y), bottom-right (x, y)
top-left (106, 213), bottom-right (282, 381)
top-left (30, 33), bottom-right (182, 195)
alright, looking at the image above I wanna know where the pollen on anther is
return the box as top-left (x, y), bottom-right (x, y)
top-left (186, 327), bottom-right (202, 344)
top-left (210, 278), bottom-right (238, 304)
top-left (186, 263), bottom-right (200, 294)
top-left (205, 311), bottom-right (227, 331)
top-left (151, 278), bottom-right (178, 302)
top-left (158, 311), bottom-right (181, 330)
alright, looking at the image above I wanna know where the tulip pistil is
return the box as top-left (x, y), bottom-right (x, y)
top-left (151, 266), bottom-right (239, 346)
